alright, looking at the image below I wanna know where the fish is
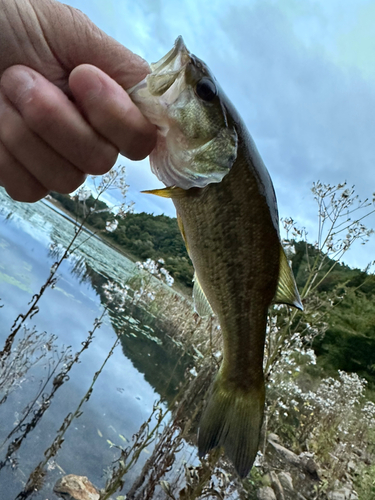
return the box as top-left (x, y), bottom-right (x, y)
top-left (128, 36), bottom-right (302, 478)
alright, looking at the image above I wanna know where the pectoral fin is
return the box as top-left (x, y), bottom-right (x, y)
top-left (193, 273), bottom-right (213, 317)
top-left (177, 212), bottom-right (189, 254)
top-left (177, 213), bottom-right (213, 317)
top-left (274, 245), bottom-right (303, 310)
top-left (141, 186), bottom-right (187, 198)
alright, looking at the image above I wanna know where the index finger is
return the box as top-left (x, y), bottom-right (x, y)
top-left (1, 65), bottom-right (118, 175)
top-left (69, 64), bottom-right (156, 161)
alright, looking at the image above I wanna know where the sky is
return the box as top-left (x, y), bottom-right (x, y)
top-left (65, 0), bottom-right (375, 270)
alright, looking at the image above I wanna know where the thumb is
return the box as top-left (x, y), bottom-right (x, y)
top-left (32, 0), bottom-right (150, 89)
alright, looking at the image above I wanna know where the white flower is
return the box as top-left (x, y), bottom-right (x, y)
top-left (105, 219), bottom-right (118, 232)
top-left (76, 187), bottom-right (91, 201)
top-left (160, 267), bottom-right (174, 286)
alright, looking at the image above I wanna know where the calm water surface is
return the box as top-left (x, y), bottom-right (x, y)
top-left (0, 189), bottom-right (193, 499)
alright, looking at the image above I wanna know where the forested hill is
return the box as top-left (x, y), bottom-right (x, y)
top-left (291, 240), bottom-right (375, 386)
top-left (50, 191), bottom-right (194, 288)
top-left (291, 239), bottom-right (375, 297)
top-left (49, 191), bottom-right (375, 386)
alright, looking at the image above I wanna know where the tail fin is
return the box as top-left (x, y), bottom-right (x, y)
top-left (197, 374), bottom-right (265, 478)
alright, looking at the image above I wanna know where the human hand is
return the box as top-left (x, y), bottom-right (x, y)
top-left (0, 0), bottom-right (156, 202)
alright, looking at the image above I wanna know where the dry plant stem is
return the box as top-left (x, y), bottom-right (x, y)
top-left (102, 373), bottom-right (203, 499)
top-left (132, 362), bottom-right (219, 500)
top-left (0, 347), bottom-right (68, 455)
top-left (266, 182), bottom-right (375, 378)
top-left (264, 309), bottom-right (295, 379)
top-left (302, 183), bottom-right (375, 298)
top-left (183, 449), bottom-right (223, 500)
top-left (15, 309), bottom-right (114, 500)
top-left (0, 329), bottom-right (57, 403)
top-left (101, 359), bottom-right (218, 500)
top-left (0, 312), bottom-right (101, 471)
top-left (124, 420), bottom-right (184, 500)
top-left (104, 272), bottom-right (225, 498)
top-left (100, 404), bottom-right (168, 500)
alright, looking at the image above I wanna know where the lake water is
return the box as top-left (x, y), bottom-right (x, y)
top-left (0, 189), bottom-right (194, 499)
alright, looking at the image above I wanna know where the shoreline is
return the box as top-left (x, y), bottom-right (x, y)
top-left (43, 195), bottom-right (192, 299)
top-left (43, 195), bottom-right (140, 262)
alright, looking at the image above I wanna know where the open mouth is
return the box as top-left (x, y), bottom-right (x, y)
top-left (127, 37), bottom-right (191, 98)
top-left (150, 36), bottom-right (190, 74)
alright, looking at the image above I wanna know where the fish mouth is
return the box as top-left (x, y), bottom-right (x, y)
top-left (127, 36), bottom-right (191, 98)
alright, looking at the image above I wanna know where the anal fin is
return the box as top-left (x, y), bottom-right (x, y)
top-left (193, 273), bottom-right (213, 317)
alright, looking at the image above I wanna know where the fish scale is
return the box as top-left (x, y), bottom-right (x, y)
top-left (174, 157), bottom-right (279, 368)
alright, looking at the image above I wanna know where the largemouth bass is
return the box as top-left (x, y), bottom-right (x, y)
top-left (128, 37), bottom-right (302, 478)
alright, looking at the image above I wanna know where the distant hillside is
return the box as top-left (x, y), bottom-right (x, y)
top-left (291, 240), bottom-right (375, 386)
top-left (291, 240), bottom-right (375, 297)
top-left (50, 191), bottom-right (194, 288)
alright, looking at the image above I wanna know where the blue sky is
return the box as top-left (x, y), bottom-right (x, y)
top-left (65, 0), bottom-right (375, 269)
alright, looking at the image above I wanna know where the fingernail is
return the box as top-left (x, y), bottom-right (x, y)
top-left (70, 65), bottom-right (104, 101)
top-left (85, 72), bottom-right (103, 100)
top-left (1, 67), bottom-right (35, 106)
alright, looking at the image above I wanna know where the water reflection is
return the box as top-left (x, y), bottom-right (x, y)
top-left (14, 321), bottom-right (117, 500)
top-left (0, 189), bottom-right (197, 498)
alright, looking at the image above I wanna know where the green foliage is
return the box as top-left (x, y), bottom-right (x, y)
top-left (50, 191), bottom-right (111, 230)
top-left (290, 239), bottom-right (375, 298)
top-left (50, 191), bottom-right (77, 213)
top-left (355, 460), bottom-right (375, 499)
top-left (286, 241), bottom-right (375, 386)
top-left (242, 466), bottom-right (264, 498)
top-left (106, 212), bottom-right (194, 287)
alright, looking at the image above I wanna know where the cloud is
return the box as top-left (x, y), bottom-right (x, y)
top-left (210, 1), bottom-right (375, 266)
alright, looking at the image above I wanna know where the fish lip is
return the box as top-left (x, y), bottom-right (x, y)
top-left (150, 36), bottom-right (190, 74)
top-left (127, 36), bottom-right (190, 96)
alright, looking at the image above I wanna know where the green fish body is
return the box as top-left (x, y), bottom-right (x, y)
top-left (128, 37), bottom-right (302, 478)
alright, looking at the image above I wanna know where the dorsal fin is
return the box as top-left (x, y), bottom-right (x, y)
top-left (274, 244), bottom-right (303, 310)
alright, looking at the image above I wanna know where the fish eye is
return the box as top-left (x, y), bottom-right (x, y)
top-left (195, 78), bottom-right (217, 101)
